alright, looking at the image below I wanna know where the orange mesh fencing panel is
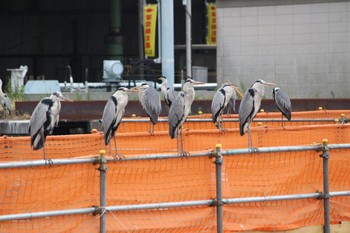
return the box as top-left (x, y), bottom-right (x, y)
top-left (0, 110), bottom-right (349, 232)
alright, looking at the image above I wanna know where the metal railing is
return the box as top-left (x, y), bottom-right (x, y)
top-left (1, 142), bottom-right (350, 233)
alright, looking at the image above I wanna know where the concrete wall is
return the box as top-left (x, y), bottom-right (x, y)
top-left (217, 1), bottom-right (350, 98)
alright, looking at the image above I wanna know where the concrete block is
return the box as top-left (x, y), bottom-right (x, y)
top-left (258, 35), bottom-right (275, 45)
top-left (329, 43), bottom-right (347, 53)
top-left (311, 3), bottom-right (329, 13)
top-left (275, 14), bottom-right (293, 25)
top-left (258, 45), bottom-right (275, 55)
top-left (258, 6), bottom-right (275, 16)
top-left (258, 15), bottom-right (275, 25)
top-left (240, 35), bottom-right (258, 46)
top-left (293, 4), bottom-right (311, 14)
top-left (329, 32), bottom-right (347, 43)
top-left (258, 55), bottom-right (275, 65)
top-left (241, 16), bottom-right (258, 26)
top-left (311, 23), bottom-right (328, 33)
top-left (258, 25), bottom-right (275, 35)
top-left (275, 34), bottom-right (293, 45)
top-left (311, 13), bottom-right (329, 23)
top-left (293, 24), bottom-right (311, 34)
top-left (276, 24), bottom-right (293, 34)
top-left (293, 14), bottom-right (311, 24)
top-left (311, 33), bottom-right (329, 43)
top-left (241, 46), bottom-right (258, 55)
top-left (329, 2), bottom-right (347, 12)
top-left (276, 5), bottom-right (293, 15)
top-left (329, 22), bottom-right (347, 33)
top-left (329, 12), bottom-right (346, 23)
top-left (241, 26), bottom-right (258, 36)
top-left (241, 7), bottom-right (257, 16)
top-left (293, 34), bottom-right (310, 44)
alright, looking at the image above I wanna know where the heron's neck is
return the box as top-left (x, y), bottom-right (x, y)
top-left (253, 85), bottom-right (264, 97)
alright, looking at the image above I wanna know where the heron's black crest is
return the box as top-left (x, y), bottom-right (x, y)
top-left (111, 95), bottom-right (118, 105)
top-left (219, 88), bottom-right (226, 95)
top-left (248, 88), bottom-right (255, 97)
top-left (41, 98), bottom-right (54, 107)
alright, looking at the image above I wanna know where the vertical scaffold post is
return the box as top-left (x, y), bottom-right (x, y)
top-left (98, 150), bottom-right (107, 233)
top-left (214, 144), bottom-right (223, 233)
top-left (320, 139), bottom-right (330, 233)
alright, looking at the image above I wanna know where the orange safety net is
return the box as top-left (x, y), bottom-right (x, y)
top-left (0, 110), bottom-right (349, 232)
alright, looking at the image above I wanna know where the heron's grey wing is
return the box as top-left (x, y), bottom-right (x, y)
top-left (275, 90), bottom-right (292, 120)
top-left (29, 99), bottom-right (50, 138)
top-left (238, 89), bottom-right (255, 135)
top-left (102, 97), bottom-right (117, 145)
top-left (168, 93), bottom-right (185, 139)
top-left (226, 90), bottom-right (237, 114)
top-left (166, 88), bottom-right (177, 107)
top-left (2, 95), bottom-right (12, 113)
top-left (141, 87), bottom-right (162, 124)
top-left (211, 89), bottom-right (225, 123)
top-left (29, 99), bottom-right (52, 149)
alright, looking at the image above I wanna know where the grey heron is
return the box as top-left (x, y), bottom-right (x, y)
top-left (102, 87), bottom-right (132, 159)
top-left (239, 79), bottom-right (276, 150)
top-left (29, 91), bottom-right (73, 162)
top-left (158, 76), bottom-right (177, 107)
top-left (0, 79), bottom-right (12, 117)
top-left (211, 82), bottom-right (241, 131)
top-left (272, 87), bottom-right (292, 127)
top-left (132, 82), bottom-right (162, 135)
top-left (168, 78), bottom-right (205, 156)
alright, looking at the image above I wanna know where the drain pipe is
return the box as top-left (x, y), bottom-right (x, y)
top-left (104, 0), bottom-right (123, 58)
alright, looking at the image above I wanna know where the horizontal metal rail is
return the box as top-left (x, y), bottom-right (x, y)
top-left (1, 144), bottom-right (350, 169)
top-left (0, 207), bottom-right (97, 221)
top-left (1, 191), bottom-right (349, 222)
top-left (123, 118), bottom-right (338, 123)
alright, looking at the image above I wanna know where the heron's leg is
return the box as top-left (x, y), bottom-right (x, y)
top-left (281, 114), bottom-right (284, 128)
top-left (179, 127), bottom-right (190, 157)
top-left (219, 114), bottom-right (228, 132)
top-left (248, 125), bottom-right (252, 149)
top-left (176, 128), bottom-right (183, 156)
top-left (113, 134), bottom-right (124, 160)
top-left (248, 125), bottom-right (259, 153)
top-left (149, 122), bottom-right (154, 136)
top-left (43, 146), bottom-right (53, 166)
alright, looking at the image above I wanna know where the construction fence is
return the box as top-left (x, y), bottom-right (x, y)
top-left (0, 110), bottom-right (349, 232)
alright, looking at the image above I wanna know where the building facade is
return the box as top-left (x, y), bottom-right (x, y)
top-left (217, 0), bottom-right (350, 98)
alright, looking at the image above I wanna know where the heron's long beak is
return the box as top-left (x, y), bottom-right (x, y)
top-left (262, 81), bottom-right (277, 87)
top-left (60, 96), bottom-right (73, 102)
top-left (129, 86), bottom-right (141, 92)
top-left (226, 79), bottom-right (244, 98)
top-left (126, 88), bottom-right (139, 93)
top-left (191, 80), bottom-right (205, 85)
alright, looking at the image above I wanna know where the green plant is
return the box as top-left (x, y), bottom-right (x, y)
top-left (75, 91), bottom-right (82, 101)
top-left (5, 82), bottom-right (24, 101)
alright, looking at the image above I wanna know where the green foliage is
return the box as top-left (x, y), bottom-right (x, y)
top-left (5, 82), bottom-right (24, 101)
top-left (75, 91), bottom-right (82, 101)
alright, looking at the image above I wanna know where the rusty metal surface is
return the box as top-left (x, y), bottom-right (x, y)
top-left (16, 99), bottom-right (350, 121)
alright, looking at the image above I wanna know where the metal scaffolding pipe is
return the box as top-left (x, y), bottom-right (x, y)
top-left (121, 118), bottom-right (337, 123)
top-left (1, 144), bottom-right (350, 169)
top-left (0, 157), bottom-right (98, 169)
top-left (321, 140), bottom-right (331, 233)
top-left (106, 200), bottom-right (212, 212)
top-left (214, 144), bottom-right (223, 233)
top-left (1, 191), bottom-right (349, 222)
top-left (223, 193), bottom-right (322, 204)
top-left (0, 207), bottom-right (97, 221)
top-left (98, 150), bottom-right (107, 233)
